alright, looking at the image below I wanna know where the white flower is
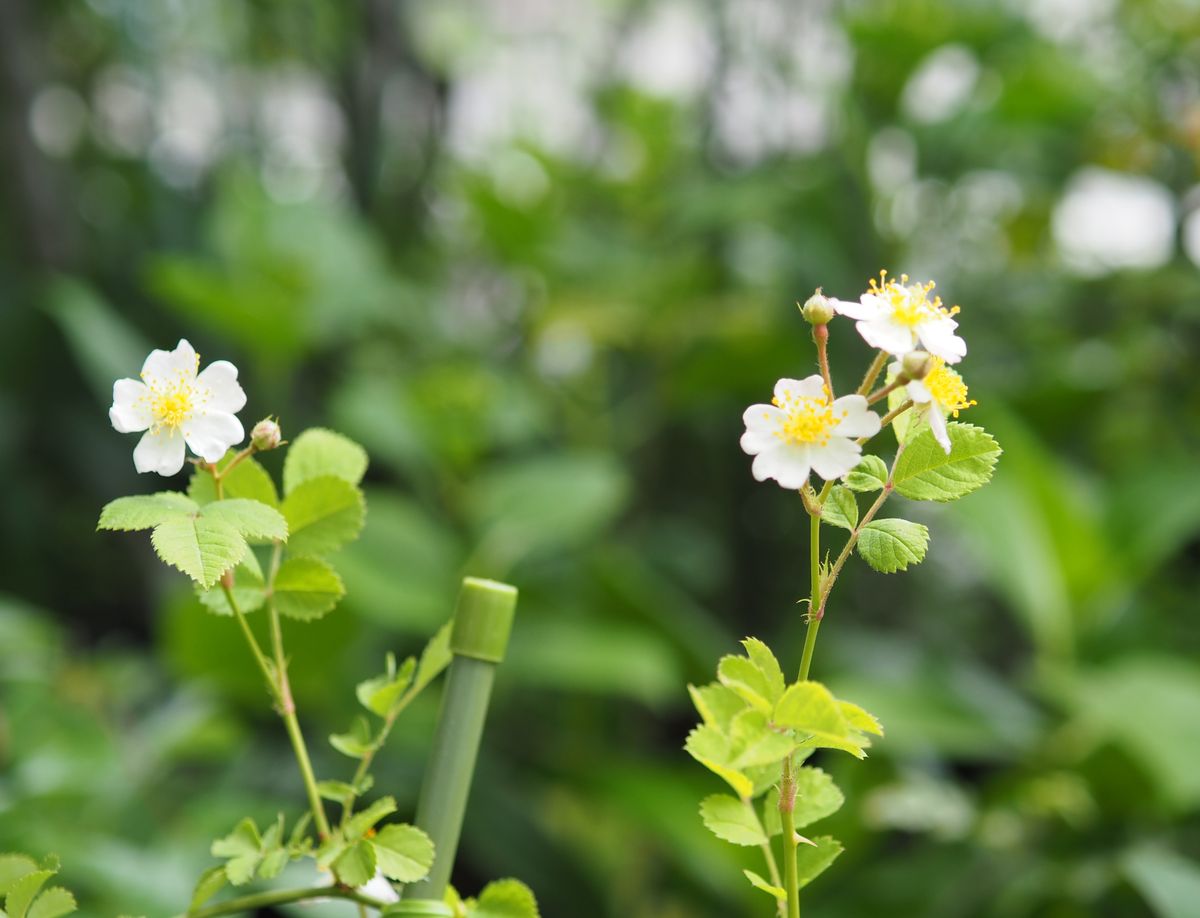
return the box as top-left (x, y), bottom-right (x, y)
top-left (109, 339), bottom-right (246, 476)
top-left (741, 376), bottom-right (881, 489)
top-left (358, 871), bottom-right (400, 904)
top-left (832, 272), bottom-right (967, 363)
top-left (892, 356), bottom-right (975, 453)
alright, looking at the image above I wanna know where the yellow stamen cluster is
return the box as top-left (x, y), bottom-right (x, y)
top-left (923, 358), bottom-right (975, 416)
top-left (770, 388), bottom-right (843, 446)
top-left (138, 352), bottom-right (207, 433)
top-left (869, 270), bottom-right (961, 328)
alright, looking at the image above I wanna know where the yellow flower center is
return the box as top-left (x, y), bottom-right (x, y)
top-left (869, 270), bottom-right (960, 328)
top-left (139, 352), bottom-right (204, 433)
top-left (923, 358), bottom-right (975, 416)
top-left (771, 389), bottom-right (841, 446)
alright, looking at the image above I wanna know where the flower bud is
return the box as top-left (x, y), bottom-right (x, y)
top-left (800, 289), bottom-right (834, 326)
top-left (250, 417), bottom-right (283, 451)
top-left (901, 350), bottom-right (933, 380)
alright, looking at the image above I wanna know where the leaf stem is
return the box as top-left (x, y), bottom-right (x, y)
top-left (857, 350), bottom-right (888, 396)
top-left (176, 884), bottom-right (386, 918)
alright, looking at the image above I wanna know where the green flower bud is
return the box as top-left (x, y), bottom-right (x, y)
top-left (800, 289), bottom-right (834, 325)
top-left (250, 417), bottom-right (283, 451)
top-left (901, 350), bottom-right (933, 380)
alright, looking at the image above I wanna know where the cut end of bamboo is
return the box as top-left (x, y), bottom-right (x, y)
top-left (451, 577), bottom-right (518, 663)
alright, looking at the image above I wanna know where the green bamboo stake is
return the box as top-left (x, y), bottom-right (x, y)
top-left (404, 577), bottom-right (517, 903)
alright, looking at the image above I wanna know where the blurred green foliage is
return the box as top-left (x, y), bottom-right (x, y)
top-left (2, 0), bottom-right (1200, 915)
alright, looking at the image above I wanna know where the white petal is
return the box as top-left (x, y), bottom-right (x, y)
top-left (830, 395), bottom-right (881, 437)
top-left (142, 338), bottom-right (199, 386)
top-left (743, 403), bottom-right (785, 433)
top-left (833, 294), bottom-right (885, 320)
top-left (741, 428), bottom-right (780, 455)
top-left (359, 873), bottom-right (400, 904)
top-left (928, 408), bottom-right (951, 453)
top-left (109, 378), bottom-right (151, 433)
top-left (133, 429), bottom-right (187, 476)
top-left (808, 436), bottom-right (862, 481)
top-left (196, 360), bottom-right (247, 414)
top-left (905, 378), bottom-right (934, 404)
top-left (184, 411), bottom-right (244, 462)
top-left (774, 375), bottom-right (826, 403)
top-left (916, 318), bottom-right (966, 364)
top-left (751, 444), bottom-right (812, 490)
top-left (856, 317), bottom-right (917, 356)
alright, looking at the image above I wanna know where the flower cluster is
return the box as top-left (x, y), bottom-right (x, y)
top-left (741, 271), bottom-right (976, 488)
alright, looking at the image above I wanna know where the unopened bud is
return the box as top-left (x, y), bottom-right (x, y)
top-left (800, 289), bottom-right (834, 326)
top-left (251, 417), bottom-right (283, 451)
top-left (901, 350), bottom-right (933, 380)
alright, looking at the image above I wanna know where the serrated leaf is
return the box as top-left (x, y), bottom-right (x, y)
top-left (26, 888), bottom-right (76, 918)
top-left (151, 514), bottom-right (246, 587)
top-left (257, 848), bottom-right (288, 880)
top-left (371, 824), bottom-right (434, 883)
top-left (196, 558), bottom-right (267, 616)
top-left (839, 701), bottom-right (884, 737)
top-left (821, 486), bottom-right (859, 531)
top-left (743, 869), bottom-right (785, 900)
top-left (288, 813), bottom-right (313, 852)
top-left (857, 519), bottom-right (929, 573)
top-left (741, 639), bottom-right (785, 704)
top-left (470, 879), bottom-right (540, 918)
top-left (718, 655), bottom-right (776, 712)
top-left (700, 794), bottom-right (768, 846)
top-left (888, 375), bottom-right (916, 443)
top-left (201, 499), bottom-right (288, 543)
top-left (357, 657), bottom-right (416, 716)
top-left (272, 557), bottom-right (345, 621)
top-left (189, 866), bottom-right (227, 912)
top-left (330, 716), bottom-right (376, 759)
top-left (333, 841), bottom-right (376, 888)
top-left (773, 682), bottom-right (868, 758)
top-left (97, 493), bottom-right (197, 531)
top-left (284, 428), bottom-right (369, 495)
top-left (685, 724), bottom-right (754, 798)
top-left (688, 682), bottom-right (748, 734)
top-left (411, 623), bottom-right (452, 696)
top-left (0, 856), bottom-right (39, 896)
top-left (5, 871), bottom-right (53, 918)
top-left (346, 797), bottom-right (398, 839)
top-left (189, 452), bottom-right (279, 508)
top-left (892, 422), bottom-right (1001, 502)
top-left (792, 767), bottom-right (845, 829)
top-left (211, 819), bottom-right (261, 885)
top-left (282, 476), bottom-right (365, 557)
top-left (796, 836), bottom-right (843, 888)
top-left (845, 455), bottom-right (889, 492)
top-left (729, 708), bottom-right (795, 769)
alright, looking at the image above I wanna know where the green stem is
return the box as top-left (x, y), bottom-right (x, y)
top-left (857, 350), bottom-right (888, 396)
top-left (221, 584), bottom-right (277, 702)
top-left (798, 511), bottom-right (821, 682)
top-left (780, 756), bottom-right (801, 918)
top-left (176, 884), bottom-right (385, 918)
top-left (751, 797), bottom-right (785, 917)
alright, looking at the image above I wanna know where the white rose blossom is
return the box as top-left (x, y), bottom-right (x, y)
top-left (741, 376), bottom-right (881, 489)
top-left (891, 356), bottom-right (975, 454)
top-left (109, 339), bottom-right (247, 476)
top-left (832, 272), bottom-right (967, 364)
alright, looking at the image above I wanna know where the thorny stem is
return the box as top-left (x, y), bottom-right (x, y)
top-left (857, 350), bottom-right (888, 396)
top-left (174, 884), bottom-right (386, 918)
top-left (780, 756), bottom-right (801, 918)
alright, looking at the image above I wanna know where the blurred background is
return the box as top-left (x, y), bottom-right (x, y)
top-left (2, 0), bottom-right (1200, 915)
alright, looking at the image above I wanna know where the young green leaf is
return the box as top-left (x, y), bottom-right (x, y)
top-left (330, 717), bottom-right (376, 759)
top-left (317, 780), bottom-right (358, 801)
top-left (773, 682), bottom-right (870, 758)
top-left (371, 824), bottom-right (434, 883)
top-left (856, 519), bottom-right (929, 573)
top-left (5, 870), bottom-right (55, 918)
top-left (699, 794), bottom-right (769, 846)
top-left (97, 492), bottom-right (197, 531)
top-left (211, 818), bottom-right (263, 885)
top-left (796, 836), bottom-right (844, 888)
top-left (333, 840), bottom-right (376, 888)
top-left (845, 455), bottom-right (889, 493)
top-left (688, 682), bottom-right (748, 733)
top-left (892, 422), bottom-right (1001, 502)
top-left (345, 796), bottom-right (398, 839)
top-left (188, 452), bottom-right (279, 508)
top-left (0, 855), bottom-right (39, 894)
top-left (685, 724), bottom-right (754, 799)
top-left (25, 887), bottom-right (76, 918)
top-left (839, 701), bottom-right (884, 737)
top-left (283, 428), bottom-right (369, 495)
top-left (272, 557), bottom-right (345, 621)
top-left (741, 638), bottom-right (785, 703)
top-left (793, 767), bottom-right (845, 829)
top-left (728, 708), bottom-right (795, 769)
top-left (469, 879), bottom-right (541, 918)
top-left (201, 499), bottom-right (288, 543)
top-left (189, 867), bottom-right (227, 912)
top-left (821, 486), bottom-right (859, 531)
top-left (411, 623), bottom-right (452, 696)
top-left (718, 652), bottom-right (781, 712)
top-left (151, 514), bottom-right (246, 588)
top-left (357, 656), bottom-right (416, 716)
top-left (743, 869), bottom-right (786, 901)
top-left (282, 476), bottom-right (365, 556)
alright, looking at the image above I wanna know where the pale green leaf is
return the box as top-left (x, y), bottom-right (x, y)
top-left (470, 879), bottom-right (540, 918)
top-left (718, 655), bottom-right (775, 712)
top-left (151, 515), bottom-right (246, 587)
top-left (282, 476), bottom-right (365, 556)
top-left (97, 493), bottom-right (197, 531)
top-left (845, 455), bottom-right (889, 493)
top-left (333, 841), bottom-right (376, 888)
top-left (25, 888), bottom-right (76, 918)
top-left (201, 499), bottom-right (288, 543)
top-left (1124, 844), bottom-right (1200, 918)
top-left (821, 486), bottom-right (858, 531)
top-left (892, 422), bottom-right (1001, 502)
top-left (284, 428), bottom-right (369, 494)
top-left (317, 780), bottom-right (357, 801)
top-left (371, 824), bottom-right (434, 884)
top-left (685, 724), bottom-right (754, 798)
top-left (743, 869), bottom-right (785, 900)
top-left (839, 701), bottom-right (884, 737)
top-left (688, 682), bottom-right (747, 733)
top-left (188, 867), bottom-right (227, 912)
top-left (796, 836), bottom-right (844, 888)
top-left (357, 657), bottom-right (416, 716)
top-left (189, 453), bottom-right (279, 508)
top-left (793, 767), bottom-right (845, 829)
top-left (411, 623), bottom-right (452, 695)
top-left (857, 519), bottom-right (929, 573)
top-left (0, 857), bottom-right (39, 896)
top-left (773, 682), bottom-right (867, 758)
top-left (272, 557), bottom-right (345, 621)
top-left (288, 813), bottom-right (313, 853)
top-left (741, 639), bottom-right (785, 704)
top-left (4, 872), bottom-right (53, 918)
top-left (330, 717), bottom-right (376, 759)
top-left (729, 708), bottom-right (795, 769)
top-left (345, 796), bottom-right (398, 839)
top-left (699, 794), bottom-right (769, 846)
top-left (211, 818), bottom-right (260, 859)
top-left (257, 848), bottom-right (288, 880)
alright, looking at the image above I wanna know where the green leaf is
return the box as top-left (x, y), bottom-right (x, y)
top-left (202, 499), bottom-right (288, 543)
top-left (470, 879), bottom-right (540, 918)
top-left (357, 656), bottom-right (416, 716)
top-left (821, 486), bottom-right (858, 531)
top-left (845, 455), bottom-right (889, 492)
top-left (0, 857), bottom-right (39, 896)
top-left (685, 724), bottom-right (754, 798)
top-left (317, 780), bottom-right (358, 801)
top-left (288, 813), bottom-right (313, 853)
top-left (411, 623), bottom-right (452, 696)
top-left (792, 767), bottom-right (845, 829)
top-left (189, 453), bottom-right (279, 508)
top-left (718, 653), bottom-right (779, 712)
top-left (741, 639), bottom-right (785, 704)
top-left (345, 796), bottom-right (398, 839)
top-left (25, 888), bottom-right (76, 918)
top-left (330, 716), bottom-right (376, 759)
top-left (272, 557), bottom-right (345, 621)
top-left (5, 872), bottom-right (53, 918)
top-left (892, 423), bottom-right (1001, 502)
top-left (282, 476), bottom-right (366, 556)
top-left (189, 867), bottom-right (227, 912)
top-left (857, 519), bottom-right (929, 573)
top-left (688, 682), bottom-right (748, 733)
top-left (728, 708), bottom-right (795, 769)
top-left (151, 514), bottom-right (246, 588)
top-left (333, 841), bottom-right (376, 888)
top-left (773, 682), bottom-right (870, 758)
top-left (196, 559), bottom-right (266, 616)
top-left (743, 869), bottom-right (785, 900)
top-left (257, 848), bottom-right (288, 880)
top-left (211, 818), bottom-right (262, 886)
top-left (371, 824), bottom-right (434, 884)
top-left (97, 493), bottom-right (197, 531)
top-left (699, 794), bottom-right (768, 846)
top-left (796, 836), bottom-right (844, 888)
top-left (284, 428), bottom-right (369, 495)
top-left (839, 701), bottom-right (884, 737)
